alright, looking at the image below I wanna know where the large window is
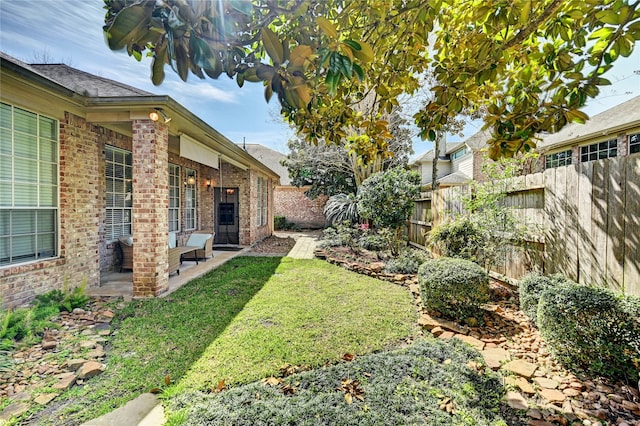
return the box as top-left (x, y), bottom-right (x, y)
top-left (257, 177), bottom-right (268, 226)
top-left (630, 133), bottom-right (640, 155)
top-left (184, 168), bottom-right (197, 230)
top-left (545, 149), bottom-right (572, 169)
top-left (0, 103), bottom-right (58, 266)
top-left (168, 164), bottom-right (180, 232)
top-left (105, 145), bottom-right (132, 241)
top-left (580, 139), bottom-right (617, 163)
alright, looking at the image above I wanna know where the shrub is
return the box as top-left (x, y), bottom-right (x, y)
top-left (538, 283), bottom-right (640, 382)
top-left (273, 216), bottom-right (286, 230)
top-left (385, 248), bottom-right (431, 274)
top-left (518, 273), bottom-right (570, 324)
top-left (358, 231), bottom-right (386, 251)
top-left (324, 193), bottom-right (359, 225)
top-left (317, 227), bottom-right (343, 248)
top-left (428, 217), bottom-right (482, 261)
top-left (418, 257), bottom-right (490, 320)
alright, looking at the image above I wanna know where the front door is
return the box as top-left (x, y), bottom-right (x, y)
top-left (214, 187), bottom-right (239, 245)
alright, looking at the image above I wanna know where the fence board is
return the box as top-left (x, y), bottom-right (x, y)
top-left (544, 167), bottom-right (559, 275)
top-left (565, 165), bottom-right (579, 282)
top-left (624, 155), bottom-right (640, 295)
top-left (606, 157), bottom-right (626, 292)
top-left (590, 160), bottom-right (609, 287)
top-left (577, 161), bottom-right (594, 285)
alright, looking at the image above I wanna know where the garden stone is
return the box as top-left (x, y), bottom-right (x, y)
top-left (481, 347), bottom-right (510, 370)
top-left (34, 393), bottom-right (59, 405)
top-left (539, 388), bottom-right (567, 404)
top-left (515, 377), bottom-right (536, 394)
top-left (438, 331), bottom-right (454, 340)
top-left (504, 391), bottom-right (528, 410)
top-left (430, 326), bottom-right (444, 337)
top-left (453, 333), bottom-right (485, 350)
top-left (10, 392), bottom-right (31, 402)
top-left (53, 375), bottom-right (76, 391)
top-left (42, 340), bottom-right (57, 350)
top-left (78, 361), bottom-right (105, 379)
top-left (534, 377), bottom-right (559, 389)
top-left (66, 359), bottom-right (87, 371)
top-left (502, 359), bottom-right (537, 378)
top-left (0, 402), bottom-right (30, 421)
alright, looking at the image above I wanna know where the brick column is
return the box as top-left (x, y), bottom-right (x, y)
top-left (132, 119), bottom-right (169, 297)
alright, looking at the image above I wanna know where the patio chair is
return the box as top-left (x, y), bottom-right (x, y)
top-left (168, 232), bottom-right (181, 275)
top-left (118, 235), bottom-right (134, 272)
top-left (181, 232), bottom-right (214, 261)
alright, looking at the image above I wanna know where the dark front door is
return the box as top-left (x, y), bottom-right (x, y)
top-left (214, 187), bottom-right (239, 245)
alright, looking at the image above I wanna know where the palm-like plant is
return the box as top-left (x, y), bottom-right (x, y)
top-left (324, 193), bottom-right (359, 225)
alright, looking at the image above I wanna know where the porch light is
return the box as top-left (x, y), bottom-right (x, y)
top-left (149, 107), bottom-right (172, 123)
top-left (226, 188), bottom-right (235, 195)
top-left (186, 174), bottom-right (196, 186)
top-left (206, 178), bottom-right (212, 191)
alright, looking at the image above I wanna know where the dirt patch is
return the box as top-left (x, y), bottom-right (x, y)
top-left (249, 235), bottom-right (296, 255)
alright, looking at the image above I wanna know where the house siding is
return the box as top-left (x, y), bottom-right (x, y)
top-left (452, 154), bottom-right (473, 177)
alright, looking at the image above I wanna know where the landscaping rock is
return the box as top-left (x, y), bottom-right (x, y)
top-left (502, 359), bottom-right (538, 378)
top-left (53, 375), bottom-right (76, 391)
top-left (504, 391), bottom-right (529, 410)
top-left (515, 377), bottom-right (536, 395)
top-left (78, 361), bottom-right (105, 379)
top-left (481, 347), bottom-right (510, 370)
top-left (41, 340), bottom-right (58, 350)
top-left (0, 402), bottom-right (30, 421)
top-left (534, 377), bottom-right (559, 389)
top-left (34, 393), bottom-right (59, 405)
top-left (539, 388), bottom-right (567, 404)
top-left (66, 358), bottom-right (87, 371)
top-left (453, 333), bottom-right (485, 350)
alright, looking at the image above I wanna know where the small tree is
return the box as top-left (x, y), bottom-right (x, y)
top-left (357, 167), bottom-right (421, 255)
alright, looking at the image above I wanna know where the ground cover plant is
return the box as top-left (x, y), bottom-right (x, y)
top-left (166, 337), bottom-right (519, 426)
top-left (36, 256), bottom-right (416, 425)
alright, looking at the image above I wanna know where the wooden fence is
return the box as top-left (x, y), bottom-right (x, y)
top-left (409, 154), bottom-right (640, 296)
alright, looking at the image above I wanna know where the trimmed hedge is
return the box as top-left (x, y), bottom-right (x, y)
top-left (518, 273), bottom-right (570, 324)
top-left (428, 217), bottom-right (482, 261)
top-left (418, 257), bottom-right (489, 320)
top-left (538, 283), bottom-right (640, 382)
top-left (274, 216), bottom-right (286, 230)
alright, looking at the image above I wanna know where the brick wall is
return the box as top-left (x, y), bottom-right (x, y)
top-left (274, 186), bottom-right (327, 229)
top-left (1, 113), bottom-right (103, 307)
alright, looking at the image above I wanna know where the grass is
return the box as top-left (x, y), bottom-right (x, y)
top-left (37, 256), bottom-right (416, 425)
top-left (166, 338), bottom-right (522, 425)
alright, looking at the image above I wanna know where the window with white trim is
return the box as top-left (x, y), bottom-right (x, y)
top-left (168, 164), bottom-right (180, 232)
top-left (0, 102), bottom-right (58, 266)
top-left (630, 133), bottom-right (640, 154)
top-left (451, 147), bottom-right (468, 160)
top-left (105, 145), bottom-right (132, 241)
top-left (545, 149), bottom-right (572, 169)
top-left (184, 168), bottom-right (197, 230)
top-left (580, 139), bottom-right (617, 163)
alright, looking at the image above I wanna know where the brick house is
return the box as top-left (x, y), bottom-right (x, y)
top-left (243, 144), bottom-right (327, 229)
top-left (0, 52), bottom-right (279, 307)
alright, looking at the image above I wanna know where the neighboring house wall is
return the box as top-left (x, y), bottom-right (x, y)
top-left (452, 153), bottom-right (473, 177)
top-left (275, 186), bottom-right (327, 228)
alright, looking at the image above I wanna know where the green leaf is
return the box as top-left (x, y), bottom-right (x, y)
top-left (261, 27), bottom-right (284, 64)
top-left (339, 54), bottom-right (353, 79)
top-left (342, 39), bottom-right (362, 51)
top-left (105, 1), bottom-right (154, 51)
top-left (352, 40), bottom-right (374, 62)
top-left (353, 63), bottom-right (365, 82)
top-left (256, 64), bottom-right (275, 81)
top-left (264, 84), bottom-right (273, 103)
top-left (151, 39), bottom-right (167, 86)
top-left (589, 27), bottom-right (615, 40)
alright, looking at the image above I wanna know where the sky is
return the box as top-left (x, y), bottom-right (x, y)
top-left (1, 0), bottom-right (639, 157)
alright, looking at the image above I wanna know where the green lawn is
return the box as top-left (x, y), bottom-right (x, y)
top-left (41, 256), bottom-right (417, 425)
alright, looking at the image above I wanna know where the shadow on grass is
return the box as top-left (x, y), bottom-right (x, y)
top-left (33, 257), bottom-right (282, 426)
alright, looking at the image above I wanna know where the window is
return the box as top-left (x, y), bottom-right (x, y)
top-left (545, 149), bottom-right (572, 169)
top-left (630, 133), bottom-right (640, 155)
top-left (105, 145), bottom-right (132, 241)
top-left (257, 177), bottom-right (268, 226)
top-left (451, 147), bottom-right (468, 160)
top-left (0, 102), bottom-right (58, 266)
top-left (184, 168), bottom-right (197, 230)
top-left (168, 164), bottom-right (180, 232)
top-left (580, 139), bottom-right (617, 163)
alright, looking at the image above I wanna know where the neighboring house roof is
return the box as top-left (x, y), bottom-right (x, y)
top-left (243, 144), bottom-right (291, 185)
top-left (30, 63), bottom-right (152, 97)
top-left (438, 171), bottom-right (472, 185)
top-left (464, 129), bottom-right (492, 150)
top-left (410, 142), bottom-right (463, 164)
top-left (539, 96), bottom-right (640, 151)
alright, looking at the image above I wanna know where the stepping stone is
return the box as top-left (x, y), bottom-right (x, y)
top-left (504, 391), bottom-right (528, 410)
top-left (481, 347), bottom-right (510, 370)
top-left (502, 359), bottom-right (537, 378)
top-left (438, 331), bottom-right (454, 339)
top-left (53, 375), bottom-right (76, 391)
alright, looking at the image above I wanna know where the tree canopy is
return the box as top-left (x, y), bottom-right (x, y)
top-left (104, 0), bottom-right (640, 160)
